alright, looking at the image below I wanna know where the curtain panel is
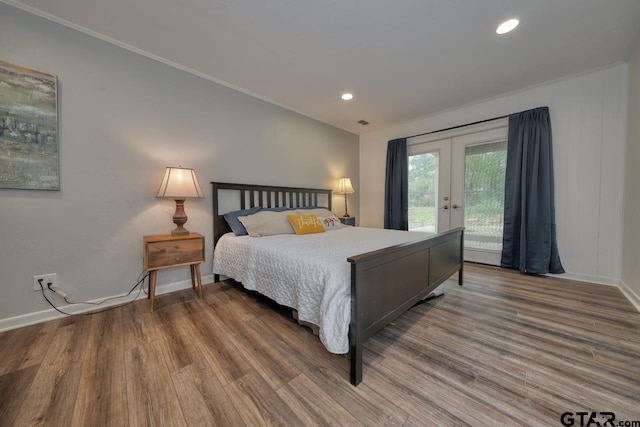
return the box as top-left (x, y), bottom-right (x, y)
top-left (384, 138), bottom-right (408, 230)
top-left (501, 107), bottom-right (565, 274)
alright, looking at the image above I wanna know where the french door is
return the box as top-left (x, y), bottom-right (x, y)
top-left (408, 124), bottom-right (508, 265)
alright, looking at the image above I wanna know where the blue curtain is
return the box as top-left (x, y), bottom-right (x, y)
top-left (384, 138), bottom-right (408, 230)
top-left (501, 107), bottom-right (565, 274)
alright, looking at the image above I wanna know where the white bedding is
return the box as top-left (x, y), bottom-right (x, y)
top-left (212, 226), bottom-right (432, 354)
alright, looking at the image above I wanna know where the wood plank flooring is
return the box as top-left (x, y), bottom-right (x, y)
top-left (0, 263), bottom-right (639, 426)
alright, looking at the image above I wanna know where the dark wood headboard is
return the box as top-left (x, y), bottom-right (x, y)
top-left (211, 182), bottom-right (332, 247)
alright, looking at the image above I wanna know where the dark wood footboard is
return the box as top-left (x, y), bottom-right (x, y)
top-left (347, 227), bottom-right (464, 386)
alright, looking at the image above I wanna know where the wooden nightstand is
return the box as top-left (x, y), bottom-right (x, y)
top-left (340, 216), bottom-right (356, 226)
top-left (143, 232), bottom-right (205, 312)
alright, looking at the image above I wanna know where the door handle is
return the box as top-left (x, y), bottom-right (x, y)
top-left (442, 205), bottom-right (449, 210)
top-left (452, 204), bottom-right (463, 209)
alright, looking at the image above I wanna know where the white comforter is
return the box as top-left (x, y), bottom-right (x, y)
top-left (213, 227), bottom-right (431, 354)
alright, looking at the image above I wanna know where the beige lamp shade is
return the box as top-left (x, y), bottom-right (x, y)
top-left (336, 177), bottom-right (355, 195)
top-left (156, 166), bottom-right (204, 235)
top-left (156, 166), bottom-right (204, 199)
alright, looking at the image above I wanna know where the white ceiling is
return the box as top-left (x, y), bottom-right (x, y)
top-left (6, 0), bottom-right (640, 134)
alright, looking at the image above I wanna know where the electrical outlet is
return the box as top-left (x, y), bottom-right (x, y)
top-left (33, 273), bottom-right (57, 291)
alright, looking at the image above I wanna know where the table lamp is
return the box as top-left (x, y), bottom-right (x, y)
top-left (336, 177), bottom-right (355, 217)
top-left (156, 166), bottom-right (204, 235)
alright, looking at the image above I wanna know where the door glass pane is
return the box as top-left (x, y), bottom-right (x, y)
top-left (464, 141), bottom-right (507, 251)
top-left (408, 152), bottom-right (439, 232)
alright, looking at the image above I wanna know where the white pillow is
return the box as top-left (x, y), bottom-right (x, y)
top-left (238, 211), bottom-right (295, 237)
top-left (317, 215), bottom-right (343, 231)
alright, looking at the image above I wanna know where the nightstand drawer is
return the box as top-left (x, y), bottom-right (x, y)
top-left (145, 236), bottom-right (204, 270)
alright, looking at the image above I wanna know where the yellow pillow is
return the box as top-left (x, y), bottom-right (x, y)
top-left (286, 214), bottom-right (326, 235)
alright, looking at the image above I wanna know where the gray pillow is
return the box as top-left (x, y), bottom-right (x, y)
top-left (223, 207), bottom-right (261, 235)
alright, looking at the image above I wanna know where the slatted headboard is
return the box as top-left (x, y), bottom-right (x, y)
top-left (211, 182), bottom-right (332, 247)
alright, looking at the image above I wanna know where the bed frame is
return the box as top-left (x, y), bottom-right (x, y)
top-left (211, 181), bottom-right (464, 386)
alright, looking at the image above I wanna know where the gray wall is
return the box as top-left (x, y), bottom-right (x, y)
top-left (0, 4), bottom-right (359, 325)
top-left (622, 40), bottom-right (640, 308)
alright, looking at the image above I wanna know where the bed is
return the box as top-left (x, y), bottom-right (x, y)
top-left (211, 182), bottom-right (464, 386)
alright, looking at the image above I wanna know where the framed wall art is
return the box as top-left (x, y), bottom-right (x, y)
top-left (0, 60), bottom-right (59, 190)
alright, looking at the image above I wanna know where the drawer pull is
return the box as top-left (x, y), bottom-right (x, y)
top-left (159, 249), bottom-right (166, 254)
top-left (174, 245), bottom-right (180, 249)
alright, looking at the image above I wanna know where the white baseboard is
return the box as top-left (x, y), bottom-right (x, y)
top-left (3, 270), bottom-right (636, 332)
top-left (548, 271), bottom-right (619, 286)
top-left (0, 274), bottom-right (214, 333)
top-left (619, 280), bottom-right (640, 312)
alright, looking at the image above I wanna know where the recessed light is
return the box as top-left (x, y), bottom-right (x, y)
top-left (496, 18), bottom-right (519, 35)
top-left (341, 93), bottom-right (353, 101)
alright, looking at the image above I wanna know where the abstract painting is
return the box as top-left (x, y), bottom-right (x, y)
top-left (0, 60), bottom-right (59, 190)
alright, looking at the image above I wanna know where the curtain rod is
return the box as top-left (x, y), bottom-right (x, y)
top-left (404, 114), bottom-right (510, 140)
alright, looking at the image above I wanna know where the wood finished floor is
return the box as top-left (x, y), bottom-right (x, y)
top-left (0, 264), bottom-right (639, 426)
